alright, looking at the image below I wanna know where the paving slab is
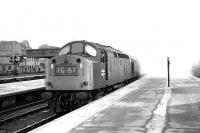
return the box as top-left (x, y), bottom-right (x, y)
top-left (164, 77), bottom-right (200, 133)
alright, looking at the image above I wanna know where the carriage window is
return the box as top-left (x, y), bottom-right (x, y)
top-left (59, 45), bottom-right (70, 55)
top-left (85, 45), bottom-right (97, 56)
top-left (71, 43), bottom-right (84, 54)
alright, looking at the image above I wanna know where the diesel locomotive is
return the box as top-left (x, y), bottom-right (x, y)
top-left (45, 40), bottom-right (140, 113)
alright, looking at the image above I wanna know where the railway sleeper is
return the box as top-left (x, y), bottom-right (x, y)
top-left (0, 89), bottom-right (45, 112)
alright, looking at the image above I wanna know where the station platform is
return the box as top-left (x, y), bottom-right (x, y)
top-left (30, 77), bottom-right (170, 133)
top-left (30, 76), bottom-right (200, 133)
top-left (0, 79), bottom-right (45, 98)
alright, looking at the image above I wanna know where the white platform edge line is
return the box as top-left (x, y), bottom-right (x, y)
top-left (146, 87), bottom-right (172, 133)
top-left (0, 79), bottom-right (44, 86)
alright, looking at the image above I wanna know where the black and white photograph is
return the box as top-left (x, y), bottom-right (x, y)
top-left (0, 0), bottom-right (200, 132)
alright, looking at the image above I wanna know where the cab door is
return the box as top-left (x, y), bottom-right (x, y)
top-left (104, 50), bottom-right (109, 80)
top-left (100, 50), bottom-right (108, 81)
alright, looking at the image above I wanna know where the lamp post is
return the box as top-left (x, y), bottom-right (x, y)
top-left (24, 57), bottom-right (27, 73)
top-left (167, 57), bottom-right (170, 87)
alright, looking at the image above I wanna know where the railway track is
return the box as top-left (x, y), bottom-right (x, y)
top-left (0, 103), bottom-right (48, 125)
top-left (0, 88), bottom-right (119, 132)
top-left (0, 100), bottom-right (56, 133)
top-left (0, 99), bottom-right (47, 115)
top-left (14, 114), bottom-right (58, 133)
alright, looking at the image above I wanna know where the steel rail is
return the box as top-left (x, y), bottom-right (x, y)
top-left (0, 99), bottom-right (48, 115)
top-left (14, 114), bottom-right (59, 133)
top-left (0, 104), bottom-right (49, 125)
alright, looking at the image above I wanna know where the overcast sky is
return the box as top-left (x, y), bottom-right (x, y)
top-left (1, 0), bottom-right (200, 78)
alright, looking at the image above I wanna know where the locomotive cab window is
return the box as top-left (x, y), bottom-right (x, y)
top-left (113, 52), bottom-right (118, 57)
top-left (100, 51), bottom-right (105, 63)
top-left (85, 45), bottom-right (97, 56)
top-left (71, 43), bottom-right (84, 54)
top-left (59, 45), bottom-right (70, 55)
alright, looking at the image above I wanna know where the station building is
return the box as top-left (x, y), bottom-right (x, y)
top-left (0, 41), bottom-right (44, 76)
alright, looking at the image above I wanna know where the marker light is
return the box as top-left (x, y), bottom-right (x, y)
top-left (80, 63), bottom-right (83, 69)
top-left (51, 64), bottom-right (54, 69)
top-left (83, 81), bottom-right (88, 86)
top-left (52, 58), bottom-right (56, 64)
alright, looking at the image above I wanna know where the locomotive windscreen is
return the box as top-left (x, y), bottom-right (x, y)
top-left (71, 43), bottom-right (84, 54)
top-left (59, 45), bottom-right (70, 55)
top-left (59, 42), bottom-right (97, 56)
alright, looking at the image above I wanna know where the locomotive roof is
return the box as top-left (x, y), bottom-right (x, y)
top-left (60, 40), bottom-right (132, 59)
top-left (65, 40), bottom-right (123, 54)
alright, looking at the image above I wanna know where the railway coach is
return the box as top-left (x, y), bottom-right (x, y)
top-left (45, 40), bottom-right (140, 113)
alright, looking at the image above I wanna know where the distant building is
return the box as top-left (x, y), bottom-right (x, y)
top-left (0, 41), bottom-right (59, 75)
top-left (0, 40), bottom-right (44, 75)
top-left (38, 44), bottom-right (59, 49)
top-left (0, 55), bottom-right (13, 75)
top-left (18, 57), bottom-right (43, 74)
top-left (20, 40), bottom-right (32, 50)
top-left (0, 56), bottom-right (44, 75)
top-left (0, 40), bottom-right (31, 56)
top-left (37, 44), bottom-right (59, 73)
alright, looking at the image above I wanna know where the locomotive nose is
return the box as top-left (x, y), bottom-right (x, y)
top-left (46, 55), bottom-right (93, 91)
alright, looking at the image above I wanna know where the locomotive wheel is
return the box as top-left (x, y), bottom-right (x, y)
top-left (88, 93), bottom-right (93, 103)
top-left (56, 96), bottom-right (65, 113)
top-left (73, 99), bottom-right (80, 109)
top-left (48, 98), bottom-right (56, 112)
top-left (69, 94), bottom-right (76, 111)
top-left (56, 94), bottom-right (70, 113)
top-left (106, 87), bottom-right (113, 94)
top-left (93, 91), bottom-right (104, 100)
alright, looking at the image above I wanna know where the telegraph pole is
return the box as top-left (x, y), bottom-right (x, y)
top-left (167, 57), bottom-right (170, 87)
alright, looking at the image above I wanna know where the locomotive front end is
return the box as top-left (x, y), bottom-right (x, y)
top-left (45, 41), bottom-right (98, 113)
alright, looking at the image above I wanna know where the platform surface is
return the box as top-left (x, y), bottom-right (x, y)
top-left (165, 77), bottom-right (200, 133)
top-left (0, 79), bottom-right (45, 97)
top-left (30, 77), bottom-right (200, 133)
